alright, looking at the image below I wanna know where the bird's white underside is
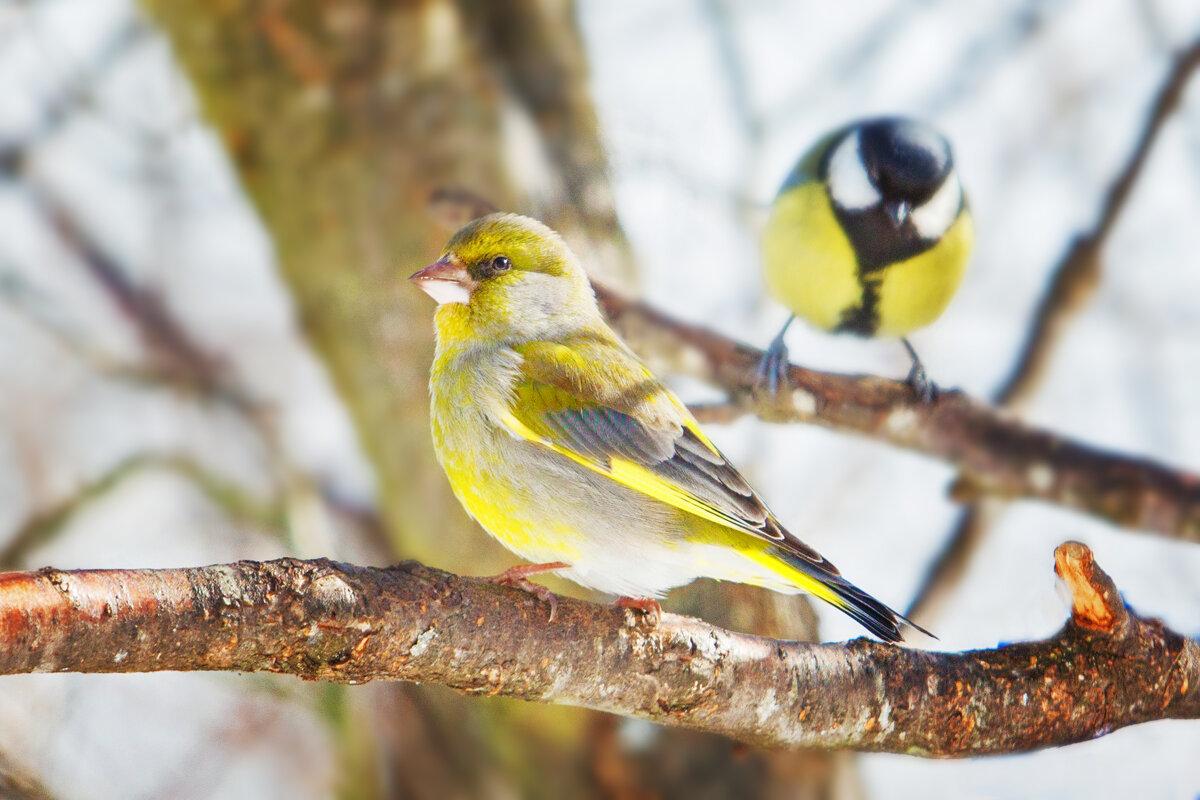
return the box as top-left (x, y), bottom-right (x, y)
top-left (529, 544), bottom-right (810, 599)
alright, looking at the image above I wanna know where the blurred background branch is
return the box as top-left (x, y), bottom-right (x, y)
top-left (907, 36), bottom-right (1200, 624)
top-left (997, 35), bottom-right (1200, 410)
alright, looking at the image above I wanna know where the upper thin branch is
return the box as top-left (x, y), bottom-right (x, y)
top-left (593, 285), bottom-right (1200, 542)
top-left (1, 543), bottom-right (1195, 756)
top-left (905, 39), bottom-right (1200, 621)
top-left (420, 190), bottom-right (1200, 540)
top-left (997, 37), bottom-right (1200, 408)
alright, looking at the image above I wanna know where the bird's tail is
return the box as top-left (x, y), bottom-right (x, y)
top-left (749, 548), bottom-right (931, 643)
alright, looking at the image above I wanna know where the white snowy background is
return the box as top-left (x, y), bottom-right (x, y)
top-left (1, 0), bottom-right (1198, 797)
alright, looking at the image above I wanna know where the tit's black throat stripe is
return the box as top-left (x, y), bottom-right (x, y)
top-left (831, 204), bottom-right (942, 336)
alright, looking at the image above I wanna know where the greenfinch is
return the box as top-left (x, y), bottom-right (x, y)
top-left (761, 117), bottom-right (974, 400)
top-left (412, 212), bottom-right (918, 641)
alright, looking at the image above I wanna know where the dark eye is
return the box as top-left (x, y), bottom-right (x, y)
top-left (490, 255), bottom-right (512, 272)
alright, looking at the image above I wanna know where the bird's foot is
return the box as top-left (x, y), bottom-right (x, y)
top-left (905, 363), bottom-right (939, 404)
top-left (614, 596), bottom-right (662, 627)
top-left (901, 338), bottom-right (939, 404)
top-left (483, 562), bottom-right (569, 622)
top-left (755, 316), bottom-right (796, 396)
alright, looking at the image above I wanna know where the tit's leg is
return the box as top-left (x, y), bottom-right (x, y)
top-left (483, 561), bottom-right (569, 621)
top-left (614, 596), bottom-right (662, 627)
top-left (755, 315), bottom-right (795, 395)
top-left (901, 338), bottom-right (939, 403)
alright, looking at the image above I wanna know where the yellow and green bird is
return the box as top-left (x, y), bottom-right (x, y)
top-left (761, 117), bottom-right (974, 400)
top-left (411, 212), bottom-right (922, 641)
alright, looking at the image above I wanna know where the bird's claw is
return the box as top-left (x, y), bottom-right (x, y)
top-left (755, 335), bottom-right (791, 397)
top-left (756, 316), bottom-right (796, 396)
top-left (614, 596), bottom-right (662, 627)
top-left (509, 578), bottom-right (559, 622)
top-left (901, 338), bottom-right (939, 404)
top-left (484, 562), bottom-right (568, 622)
top-left (905, 362), bottom-right (939, 404)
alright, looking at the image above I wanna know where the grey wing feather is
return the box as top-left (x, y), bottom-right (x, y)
top-left (543, 405), bottom-right (782, 540)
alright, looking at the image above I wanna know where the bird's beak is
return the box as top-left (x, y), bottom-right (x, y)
top-left (409, 259), bottom-right (476, 305)
top-left (885, 199), bottom-right (910, 229)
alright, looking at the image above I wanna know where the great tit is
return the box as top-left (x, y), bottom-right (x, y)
top-left (760, 117), bottom-right (974, 400)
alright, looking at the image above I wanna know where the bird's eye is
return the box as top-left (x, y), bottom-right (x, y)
top-left (490, 255), bottom-right (512, 272)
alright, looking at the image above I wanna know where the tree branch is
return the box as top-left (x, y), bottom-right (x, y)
top-left (1, 543), bottom-right (1195, 756)
top-left (904, 503), bottom-right (996, 623)
top-left (0, 454), bottom-right (285, 570)
top-left (593, 285), bottom-right (1200, 542)
top-left (420, 191), bottom-right (1200, 541)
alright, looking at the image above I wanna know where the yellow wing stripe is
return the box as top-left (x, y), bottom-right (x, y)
top-left (608, 459), bottom-right (750, 530)
top-left (496, 407), bottom-right (756, 534)
top-left (740, 549), bottom-right (845, 611)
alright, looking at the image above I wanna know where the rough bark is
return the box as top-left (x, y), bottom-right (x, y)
top-left (2, 543), bottom-right (1195, 756)
top-left (594, 285), bottom-right (1200, 542)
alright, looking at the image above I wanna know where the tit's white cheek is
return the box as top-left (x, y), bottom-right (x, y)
top-left (418, 279), bottom-right (472, 305)
top-left (911, 173), bottom-right (962, 240)
top-left (827, 131), bottom-right (882, 210)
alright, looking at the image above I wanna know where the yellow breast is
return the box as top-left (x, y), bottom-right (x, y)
top-left (763, 182), bottom-right (974, 337)
top-left (429, 339), bottom-right (583, 564)
top-left (763, 182), bottom-right (861, 332)
top-left (874, 210), bottom-right (974, 337)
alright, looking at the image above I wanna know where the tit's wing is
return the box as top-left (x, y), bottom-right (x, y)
top-left (498, 334), bottom-right (830, 568)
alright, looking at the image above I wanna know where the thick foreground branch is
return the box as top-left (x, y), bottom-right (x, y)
top-left (594, 286), bottom-right (1200, 542)
top-left (1, 543), bottom-right (1195, 756)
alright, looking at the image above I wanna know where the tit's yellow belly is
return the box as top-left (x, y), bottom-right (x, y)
top-left (874, 212), bottom-right (973, 337)
top-left (763, 182), bottom-right (974, 337)
top-left (763, 183), bottom-right (861, 332)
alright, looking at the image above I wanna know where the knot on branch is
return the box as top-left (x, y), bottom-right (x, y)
top-left (1054, 541), bottom-right (1128, 634)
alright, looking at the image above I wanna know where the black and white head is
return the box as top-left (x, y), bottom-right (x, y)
top-left (822, 117), bottom-right (964, 266)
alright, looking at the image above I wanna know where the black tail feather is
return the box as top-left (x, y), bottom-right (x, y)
top-left (824, 578), bottom-right (935, 643)
top-left (782, 552), bottom-right (935, 643)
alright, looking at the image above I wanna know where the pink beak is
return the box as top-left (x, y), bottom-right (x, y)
top-left (409, 259), bottom-right (476, 305)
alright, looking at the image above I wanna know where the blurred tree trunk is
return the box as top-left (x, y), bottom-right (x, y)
top-left (144, 0), bottom-right (632, 571)
top-left (144, 2), bottom-right (842, 798)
